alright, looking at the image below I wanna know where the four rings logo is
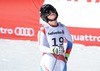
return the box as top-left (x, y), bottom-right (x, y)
top-left (14, 27), bottom-right (34, 37)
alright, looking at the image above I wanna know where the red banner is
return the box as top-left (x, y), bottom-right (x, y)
top-left (0, 0), bottom-right (44, 41)
top-left (68, 27), bottom-right (100, 46)
top-left (0, 0), bottom-right (100, 46)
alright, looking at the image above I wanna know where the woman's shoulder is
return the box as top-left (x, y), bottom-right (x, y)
top-left (58, 22), bottom-right (66, 27)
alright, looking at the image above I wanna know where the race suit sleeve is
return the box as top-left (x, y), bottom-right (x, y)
top-left (64, 26), bottom-right (73, 58)
top-left (38, 27), bottom-right (51, 53)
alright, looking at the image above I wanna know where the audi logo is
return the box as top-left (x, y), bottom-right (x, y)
top-left (14, 27), bottom-right (34, 37)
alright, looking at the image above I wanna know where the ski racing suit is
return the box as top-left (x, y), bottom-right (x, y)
top-left (38, 22), bottom-right (73, 71)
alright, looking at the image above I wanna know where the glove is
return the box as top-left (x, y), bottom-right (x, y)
top-left (65, 53), bottom-right (69, 62)
top-left (65, 57), bottom-right (68, 62)
top-left (51, 46), bottom-right (64, 55)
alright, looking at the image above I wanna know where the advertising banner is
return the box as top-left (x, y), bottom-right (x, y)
top-left (0, 0), bottom-right (100, 46)
top-left (0, 0), bottom-right (44, 41)
top-left (68, 27), bottom-right (100, 46)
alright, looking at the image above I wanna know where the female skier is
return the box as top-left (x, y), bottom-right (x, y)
top-left (38, 4), bottom-right (73, 71)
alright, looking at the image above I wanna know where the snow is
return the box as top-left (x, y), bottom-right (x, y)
top-left (0, 39), bottom-right (100, 71)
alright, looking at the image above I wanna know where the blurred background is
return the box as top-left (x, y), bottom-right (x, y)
top-left (0, 0), bottom-right (100, 71)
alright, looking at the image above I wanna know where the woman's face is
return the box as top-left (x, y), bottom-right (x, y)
top-left (47, 11), bottom-right (56, 20)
